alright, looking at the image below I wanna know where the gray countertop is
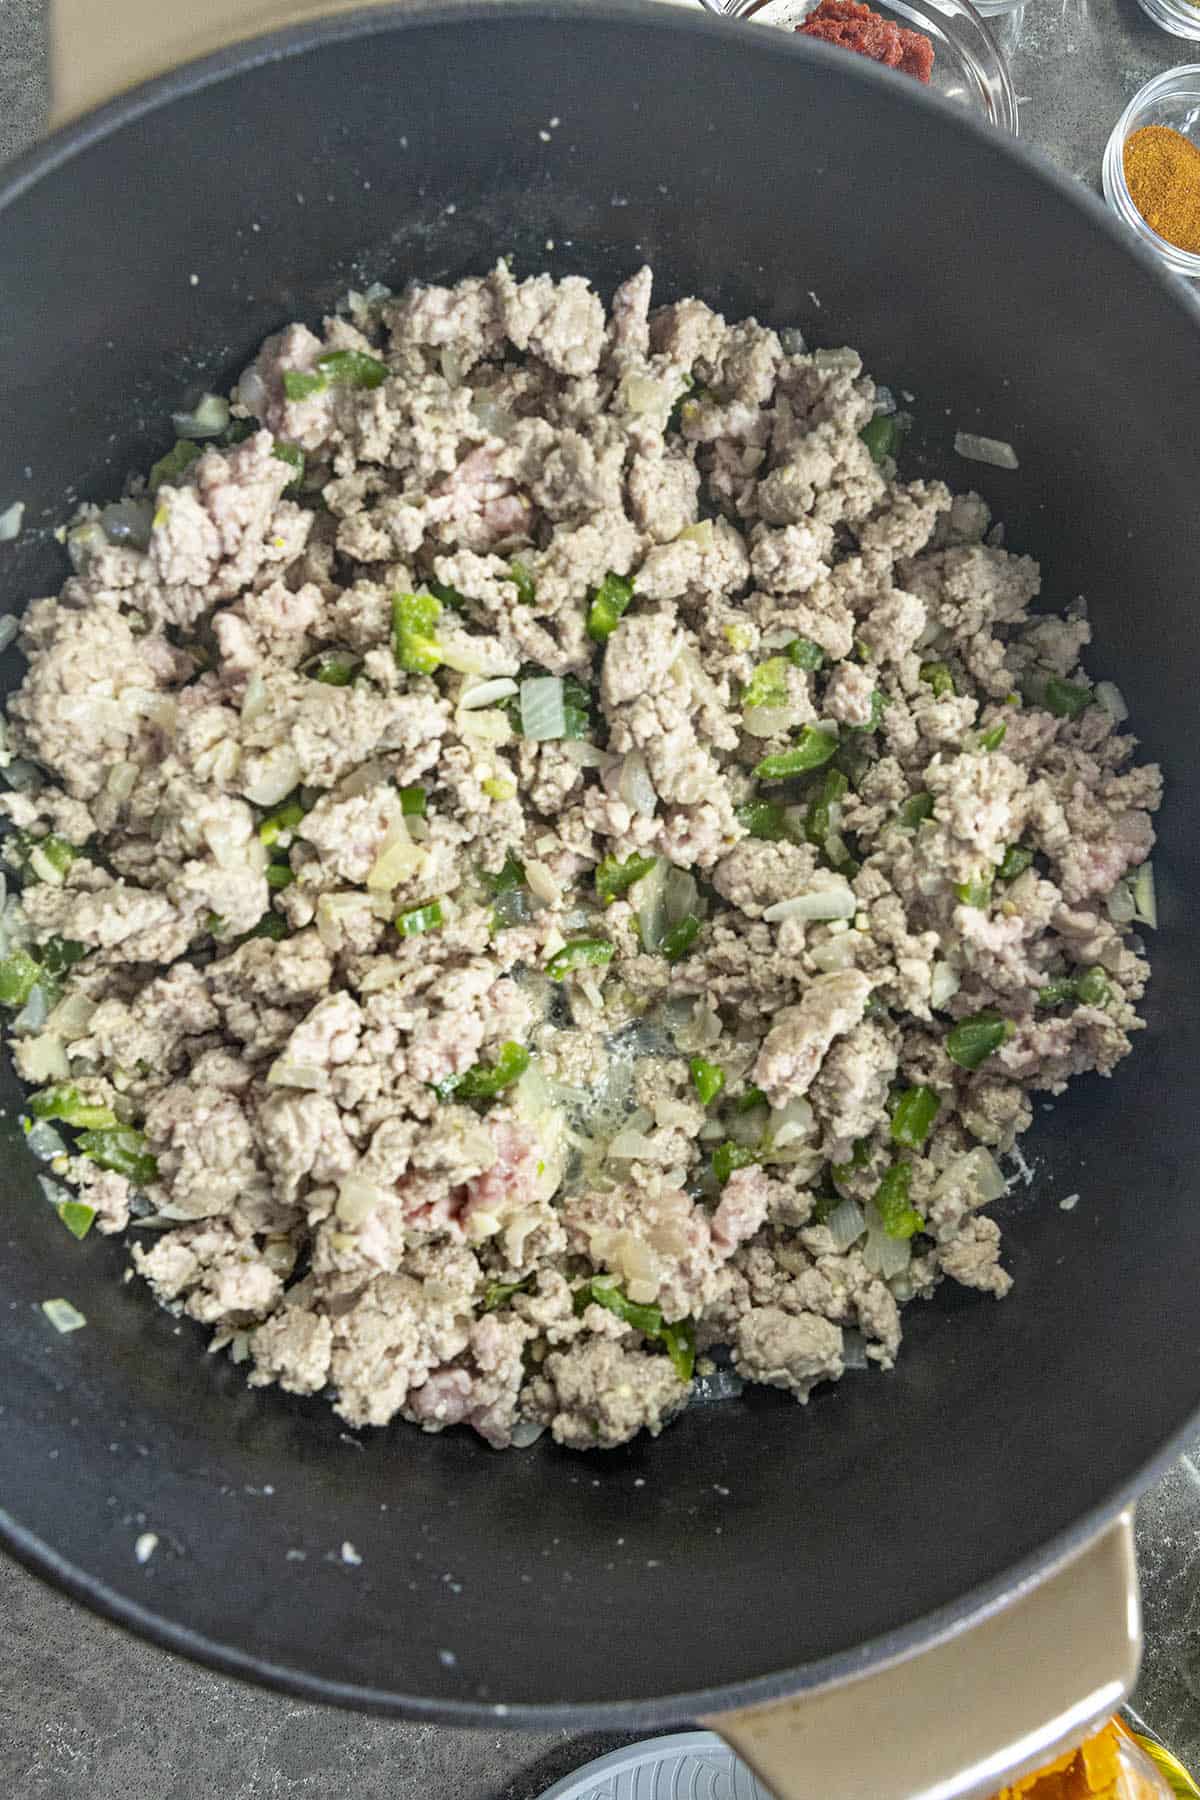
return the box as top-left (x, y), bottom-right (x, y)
top-left (2, 2), bottom-right (1199, 1794)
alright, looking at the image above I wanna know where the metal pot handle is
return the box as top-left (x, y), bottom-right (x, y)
top-left (51, 0), bottom-right (407, 126)
top-left (702, 1511), bottom-right (1140, 1800)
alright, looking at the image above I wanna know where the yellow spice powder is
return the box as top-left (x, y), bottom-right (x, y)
top-left (1122, 124), bottom-right (1200, 255)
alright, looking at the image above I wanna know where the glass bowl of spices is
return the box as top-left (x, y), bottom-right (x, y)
top-left (694, 0), bottom-right (1019, 134)
top-left (1102, 66), bottom-right (1200, 278)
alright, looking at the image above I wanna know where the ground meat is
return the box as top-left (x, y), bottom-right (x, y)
top-left (2, 263), bottom-right (1160, 1454)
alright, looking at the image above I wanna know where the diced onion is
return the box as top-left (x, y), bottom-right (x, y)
top-left (101, 497), bottom-right (154, 548)
top-left (620, 372), bottom-right (671, 417)
top-left (511, 1420), bottom-right (545, 1448)
top-left (265, 1061), bottom-right (327, 1090)
top-left (38, 1174), bottom-right (71, 1208)
top-left (763, 883), bottom-right (856, 923)
top-left (20, 1033), bottom-right (70, 1082)
top-left (106, 760), bottom-right (139, 802)
top-left (934, 1145), bottom-right (1007, 1209)
top-left (1132, 862), bottom-right (1157, 929)
top-left (827, 1198), bottom-right (866, 1253)
top-left (13, 985), bottom-right (51, 1034)
top-left (520, 676), bottom-right (566, 742)
top-left (457, 707), bottom-right (512, 743)
top-left (779, 327), bottom-right (807, 355)
top-left (678, 520), bottom-right (714, 549)
top-left (524, 859), bottom-right (563, 905)
top-left (171, 393), bottom-right (230, 439)
top-left (440, 347), bottom-right (465, 389)
top-left (814, 347), bottom-right (861, 372)
top-left (459, 677), bottom-right (518, 711)
top-left (4, 758), bottom-right (42, 792)
top-left (0, 615), bottom-right (17, 652)
top-left (41, 1297), bottom-right (87, 1333)
top-left (607, 1129), bottom-right (659, 1161)
top-left (47, 989), bottom-right (97, 1041)
top-left (28, 846), bottom-right (66, 887)
top-left (954, 431), bottom-right (1019, 470)
top-left (930, 960), bottom-right (960, 1009)
top-left (366, 816), bottom-right (427, 892)
top-left (25, 1119), bottom-right (68, 1161)
top-left (439, 637), bottom-right (507, 677)
top-left (0, 501), bottom-right (24, 541)
top-left (766, 1094), bottom-right (815, 1149)
top-left (618, 750), bottom-right (657, 817)
top-left (743, 704), bottom-right (800, 740)
top-left (242, 746), bottom-right (302, 807)
top-left (336, 1176), bottom-right (391, 1227)
top-left (1106, 882), bottom-right (1136, 926)
top-left (241, 672), bottom-right (269, 723)
top-left (862, 1204), bottom-right (913, 1279)
top-left (470, 394), bottom-right (517, 437)
top-left (560, 740), bottom-right (617, 770)
top-left (1094, 681), bottom-right (1128, 724)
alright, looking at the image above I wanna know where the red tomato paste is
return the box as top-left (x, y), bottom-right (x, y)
top-left (796, 0), bottom-right (935, 82)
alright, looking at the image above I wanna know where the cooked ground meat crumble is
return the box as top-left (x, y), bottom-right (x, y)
top-left (0, 265), bottom-right (1161, 1451)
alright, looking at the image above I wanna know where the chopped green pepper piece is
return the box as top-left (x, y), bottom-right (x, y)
top-left (481, 852), bottom-right (526, 896)
top-left (271, 440), bottom-right (305, 492)
top-left (149, 439), bottom-right (201, 492)
top-left (890, 1085), bottom-right (941, 1150)
top-left (667, 371), bottom-right (695, 434)
top-left (997, 844), bottom-right (1034, 881)
top-left (399, 785), bottom-right (427, 817)
top-left (482, 1272), bottom-right (536, 1313)
top-left (30, 835), bottom-right (79, 877)
top-left (440, 1040), bottom-right (531, 1102)
top-left (31, 1085), bottom-right (118, 1129)
top-left (804, 767), bottom-right (849, 850)
top-left (831, 1137), bottom-right (872, 1188)
top-left (873, 1162), bottom-right (924, 1239)
top-left (976, 722), bottom-right (1007, 752)
top-left (283, 369), bottom-right (326, 401)
top-left (860, 414), bottom-right (903, 464)
top-left (315, 348), bottom-right (388, 389)
top-left (1074, 964), bottom-right (1110, 1006)
top-left (734, 1086), bottom-right (768, 1115)
top-left (395, 899), bottom-right (444, 937)
top-left (546, 938), bottom-right (614, 979)
top-left (0, 949), bottom-right (42, 1008)
top-left (39, 937), bottom-right (87, 979)
top-left (587, 572), bottom-right (635, 643)
top-left (736, 799), bottom-right (795, 843)
top-left (754, 728), bottom-right (839, 781)
top-left (305, 652), bottom-right (358, 686)
top-left (482, 777), bottom-right (516, 802)
top-left (76, 1126), bottom-right (158, 1184)
top-left (661, 1317), bottom-right (697, 1384)
top-left (244, 912), bottom-right (288, 943)
top-left (574, 1275), bottom-right (663, 1336)
top-left (391, 590), bottom-right (442, 675)
top-left (661, 914), bottom-right (701, 963)
top-left (898, 792), bottom-right (934, 830)
top-left (920, 661), bottom-right (955, 699)
top-left (712, 1141), bottom-right (758, 1184)
top-left (954, 874), bottom-right (993, 909)
top-left (1037, 978), bottom-right (1076, 1009)
top-left (1043, 676), bottom-right (1092, 721)
top-left (427, 578), bottom-right (468, 612)
top-left (57, 1200), bottom-right (96, 1241)
top-left (259, 800), bottom-right (305, 846)
top-left (850, 690), bottom-right (887, 734)
top-left (595, 851), bottom-right (658, 903)
top-left (505, 558), bottom-right (537, 606)
top-left (266, 862), bottom-right (294, 891)
top-left (742, 656), bottom-right (791, 711)
top-left (690, 1057), bottom-right (725, 1106)
top-left (945, 1010), bottom-right (1012, 1070)
top-left (786, 636), bottom-right (824, 673)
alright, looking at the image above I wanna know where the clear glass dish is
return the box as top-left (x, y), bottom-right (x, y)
top-left (1131, 0), bottom-right (1200, 42)
top-left (1101, 66), bottom-right (1200, 279)
top-left (694, 0), bottom-right (1019, 134)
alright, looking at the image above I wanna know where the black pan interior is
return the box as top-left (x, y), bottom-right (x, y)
top-left (1, 1), bottom-right (1199, 1725)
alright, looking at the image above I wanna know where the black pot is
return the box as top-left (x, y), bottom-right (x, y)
top-left (1, 4), bottom-right (1198, 1786)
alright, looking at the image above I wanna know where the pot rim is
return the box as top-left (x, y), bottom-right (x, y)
top-left (1, 0), bottom-right (1199, 1728)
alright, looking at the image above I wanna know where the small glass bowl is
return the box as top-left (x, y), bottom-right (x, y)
top-left (694, 0), bottom-right (1019, 134)
top-left (1102, 66), bottom-right (1200, 279)
top-left (1132, 0), bottom-right (1200, 42)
